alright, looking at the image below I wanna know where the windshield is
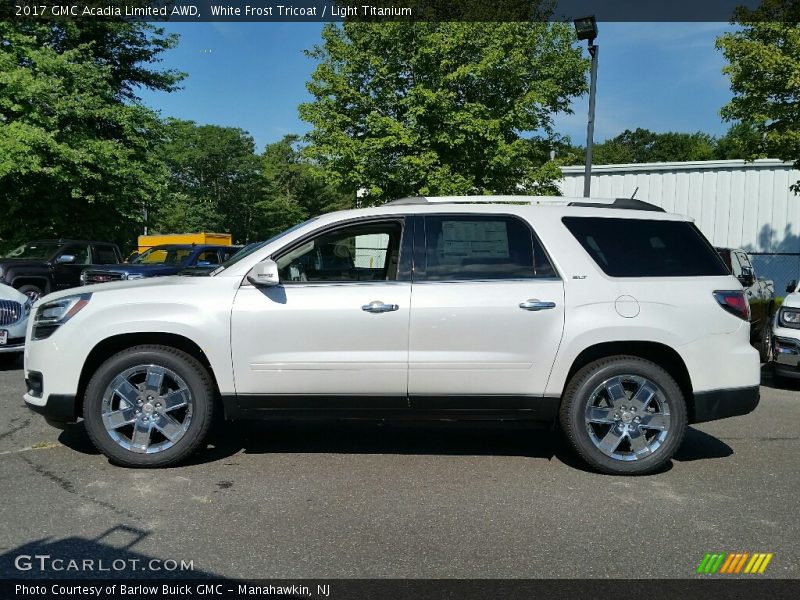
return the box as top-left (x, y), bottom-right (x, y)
top-left (211, 218), bottom-right (317, 275)
top-left (5, 242), bottom-right (61, 260)
top-left (131, 246), bottom-right (192, 266)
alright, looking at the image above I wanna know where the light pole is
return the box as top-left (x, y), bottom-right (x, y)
top-left (574, 16), bottom-right (598, 198)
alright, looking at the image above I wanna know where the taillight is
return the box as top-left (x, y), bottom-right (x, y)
top-left (713, 290), bottom-right (750, 321)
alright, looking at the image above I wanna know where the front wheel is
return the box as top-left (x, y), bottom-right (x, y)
top-left (17, 284), bottom-right (44, 303)
top-left (83, 345), bottom-right (215, 468)
top-left (759, 322), bottom-right (773, 363)
top-left (559, 356), bottom-right (688, 475)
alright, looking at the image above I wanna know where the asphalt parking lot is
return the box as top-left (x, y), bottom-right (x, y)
top-left (0, 356), bottom-right (797, 580)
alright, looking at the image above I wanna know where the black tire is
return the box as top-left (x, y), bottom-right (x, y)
top-left (759, 322), bottom-right (772, 363)
top-left (559, 356), bottom-right (688, 476)
top-left (17, 284), bottom-right (44, 303)
top-left (771, 362), bottom-right (791, 389)
top-left (83, 345), bottom-right (215, 468)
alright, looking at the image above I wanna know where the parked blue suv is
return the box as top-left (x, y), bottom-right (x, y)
top-left (81, 244), bottom-right (240, 285)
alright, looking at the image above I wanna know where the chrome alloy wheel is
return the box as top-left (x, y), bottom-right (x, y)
top-left (584, 375), bottom-right (671, 461)
top-left (101, 365), bottom-right (193, 454)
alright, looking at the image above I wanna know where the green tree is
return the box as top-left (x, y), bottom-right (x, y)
top-left (299, 21), bottom-right (588, 204)
top-left (152, 119), bottom-right (262, 242)
top-left (0, 21), bottom-right (182, 252)
top-left (714, 122), bottom-right (767, 160)
top-left (579, 128), bottom-right (717, 165)
top-left (254, 135), bottom-right (353, 240)
top-left (716, 0), bottom-right (800, 191)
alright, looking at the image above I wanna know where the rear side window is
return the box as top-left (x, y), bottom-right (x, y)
top-left (94, 245), bottom-right (118, 264)
top-left (562, 217), bottom-right (727, 277)
top-left (422, 215), bottom-right (556, 281)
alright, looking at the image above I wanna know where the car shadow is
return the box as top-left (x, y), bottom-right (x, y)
top-left (59, 418), bottom-right (733, 474)
top-left (760, 361), bottom-right (800, 390)
top-left (0, 524), bottom-right (223, 579)
top-left (673, 426), bottom-right (733, 462)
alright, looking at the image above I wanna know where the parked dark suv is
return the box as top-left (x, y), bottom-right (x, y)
top-left (81, 244), bottom-right (240, 285)
top-left (0, 240), bottom-right (122, 302)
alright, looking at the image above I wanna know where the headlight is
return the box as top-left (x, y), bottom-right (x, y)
top-left (125, 273), bottom-right (145, 280)
top-left (779, 307), bottom-right (800, 329)
top-left (23, 298), bottom-right (32, 318)
top-left (33, 293), bottom-right (92, 340)
top-left (0, 266), bottom-right (5, 280)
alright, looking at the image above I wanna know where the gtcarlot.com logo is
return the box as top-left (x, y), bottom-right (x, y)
top-left (696, 552), bottom-right (774, 575)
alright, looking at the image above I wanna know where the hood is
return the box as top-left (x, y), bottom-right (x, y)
top-left (0, 258), bottom-right (49, 269)
top-left (38, 275), bottom-right (201, 304)
top-left (780, 292), bottom-right (800, 309)
top-left (0, 282), bottom-right (29, 304)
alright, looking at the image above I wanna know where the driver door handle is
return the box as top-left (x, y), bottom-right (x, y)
top-left (519, 299), bottom-right (556, 311)
top-left (362, 301), bottom-right (399, 314)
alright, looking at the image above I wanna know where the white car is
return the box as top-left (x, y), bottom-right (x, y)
top-left (0, 283), bottom-right (31, 360)
top-left (23, 197), bottom-right (760, 474)
top-left (770, 280), bottom-right (800, 386)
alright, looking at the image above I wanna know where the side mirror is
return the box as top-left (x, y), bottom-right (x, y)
top-left (247, 259), bottom-right (280, 287)
top-left (737, 266), bottom-right (755, 288)
top-left (56, 254), bottom-right (75, 265)
top-left (128, 252), bottom-right (139, 263)
top-left (787, 280), bottom-right (797, 294)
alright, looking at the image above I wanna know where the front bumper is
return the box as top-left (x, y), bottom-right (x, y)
top-left (0, 318), bottom-right (27, 353)
top-left (692, 386), bottom-right (760, 423)
top-left (773, 335), bottom-right (800, 378)
top-left (24, 393), bottom-right (79, 424)
top-left (0, 339), bottom-right (25, 353)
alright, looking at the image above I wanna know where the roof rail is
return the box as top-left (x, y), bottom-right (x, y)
top-left (386, 196), bottom-right (665, 212)
top-left (568, 198), bottom-right (665, 212)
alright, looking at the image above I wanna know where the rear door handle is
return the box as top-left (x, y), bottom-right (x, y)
top-left (519, 299), bottom-right (556, 311)
top-left (362, 301), bottom-right (399, 313)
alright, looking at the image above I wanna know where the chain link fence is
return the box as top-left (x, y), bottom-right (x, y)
top-left (749, 253), bottom-right (800, 295)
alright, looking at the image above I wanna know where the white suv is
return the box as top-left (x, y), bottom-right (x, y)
top-left (23, 197), bottom-right (760, 475)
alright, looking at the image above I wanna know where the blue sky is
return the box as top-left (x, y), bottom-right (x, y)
top-left (138, 22), bottom-right (736, 152)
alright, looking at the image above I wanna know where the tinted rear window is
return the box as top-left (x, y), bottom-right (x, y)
top-left (562, 217), bottom-right (728, 277)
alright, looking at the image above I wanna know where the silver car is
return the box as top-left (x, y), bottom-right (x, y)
top-left (0, 283), bottom-right (31, 359)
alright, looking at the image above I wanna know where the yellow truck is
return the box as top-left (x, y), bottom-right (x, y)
top-left (136, 232), bottom-right (233, 254)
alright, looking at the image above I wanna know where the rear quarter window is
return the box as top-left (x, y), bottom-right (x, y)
top-left (562, 217), bottom-right (728, 277)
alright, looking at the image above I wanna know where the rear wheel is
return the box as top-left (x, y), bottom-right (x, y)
top-left (560, 356), bottom-right (688, 475)
top-left (83, 345), bottom-right (215, 468)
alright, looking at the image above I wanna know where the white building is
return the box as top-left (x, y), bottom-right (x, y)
top-left (559, 159), bottom-right (800, 288)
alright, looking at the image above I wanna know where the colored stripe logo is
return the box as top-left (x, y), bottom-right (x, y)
top-left (697, 552), bottom-right (773, 574)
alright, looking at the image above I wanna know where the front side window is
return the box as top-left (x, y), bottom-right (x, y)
top-left (60, 244), bottom-right (91, 265)
top-left (276, 221), bottom-right (403, 283)
top-left (196, 250), bottom-right (221, 266)
top-left (132, 246), bottom-right (192, 266)
top-left (421, 215), bottom-right (554, 281)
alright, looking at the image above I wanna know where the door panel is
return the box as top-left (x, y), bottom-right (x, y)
top-left (231, 283), bottom-right (410, 396)
top-left (408, 213), bottom-right (565, 401)
top-left (231, 217), bottom-right (412, 400)
top-left (408, 279), bottom-right (565, 398)
top-left (53, 244), bottom-right (91, 289)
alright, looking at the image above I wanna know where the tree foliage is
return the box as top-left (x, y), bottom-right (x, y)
top-left (564, 125), bottom-right (768, 165)
top-left (0, 21), bottom-right (182, 252)
top-left (151, 124), bottom-right (352, 244)
top-left (716, 0), bottom-right (800, 191)
top-left (300, 21), bottom-right (588, 204)
top-left (588, 129), bottom-right (716, 164)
